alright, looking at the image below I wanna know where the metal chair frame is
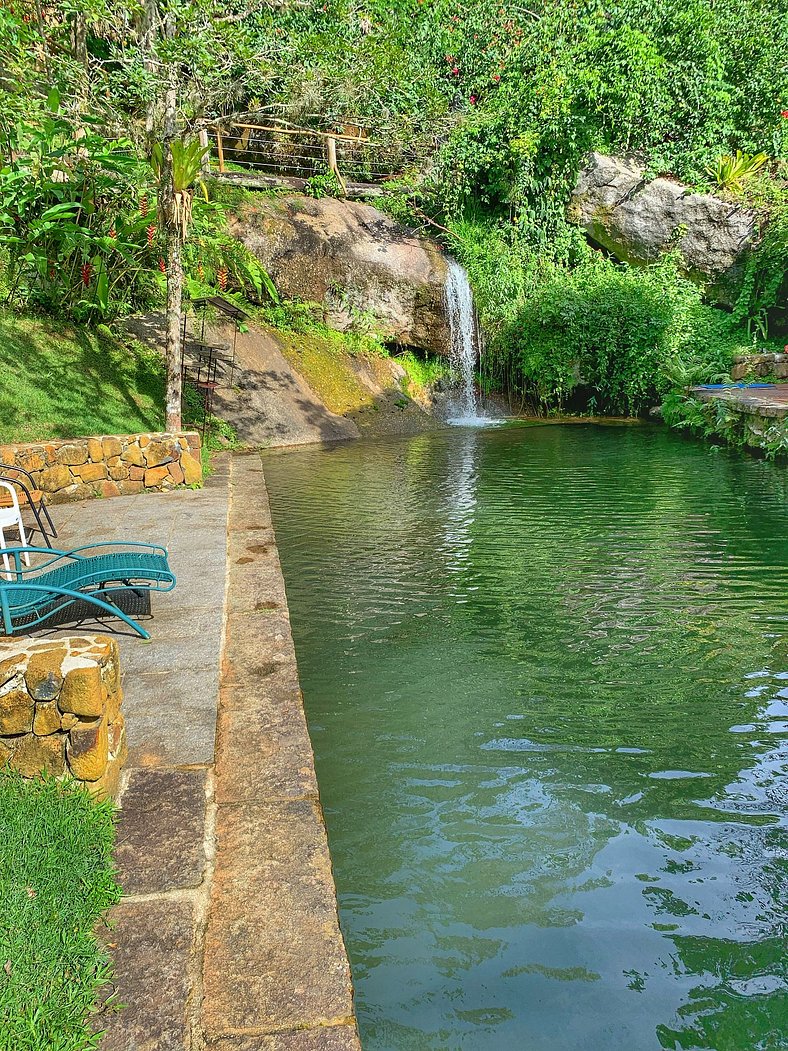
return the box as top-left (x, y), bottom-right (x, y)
top-left (0, 462), bottom-right (57, 547)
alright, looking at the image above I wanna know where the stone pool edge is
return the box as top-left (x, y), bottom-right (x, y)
top-left (201, 450), bottom-right (360, 1049)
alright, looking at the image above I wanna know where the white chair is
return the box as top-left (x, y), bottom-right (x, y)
top-left (0, 479), bottom-right (30, 578)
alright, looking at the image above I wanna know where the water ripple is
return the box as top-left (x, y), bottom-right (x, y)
top-left (263, 424), bottom-right (788, 1051)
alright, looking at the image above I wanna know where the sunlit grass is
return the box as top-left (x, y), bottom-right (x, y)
top-left (0, 313), bottom-right (164, 444)
top-left (0, 770), bottom-right (121, 1051)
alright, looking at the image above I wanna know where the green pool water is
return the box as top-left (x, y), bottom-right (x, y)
top-left (262, 424), bottom-right (788, 1051)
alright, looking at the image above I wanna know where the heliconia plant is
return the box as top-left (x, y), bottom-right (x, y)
top-left (0, 97), bottom-right (160, 320)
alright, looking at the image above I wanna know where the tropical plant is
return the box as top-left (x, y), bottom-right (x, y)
top-left (706, 150), bottom-right (770, 191)
top-left (151, 139), bottom-right (209, 238)
top-left (0, 97), bottom-right (159, 320)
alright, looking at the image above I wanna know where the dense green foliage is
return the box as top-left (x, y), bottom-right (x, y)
top-left (413, 0), bottom-right (788, 413)
top-left (1, 0), bottom-right (786, 418)
top-left (0, 771), bottom-right (120, 1051)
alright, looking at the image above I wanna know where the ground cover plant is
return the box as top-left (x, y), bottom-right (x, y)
top-left (0, 771), bottom-right (120, 1051)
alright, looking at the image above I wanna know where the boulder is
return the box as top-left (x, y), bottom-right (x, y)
top-left (229, 196), bottom-right (451, 354)
top-left (569, 152), bottom-right (759, 304)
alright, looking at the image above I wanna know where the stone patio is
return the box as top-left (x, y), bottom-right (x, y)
top-left (27, 453), bottom-right (359, 1049)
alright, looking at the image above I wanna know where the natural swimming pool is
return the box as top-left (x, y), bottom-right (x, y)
top-left (263, 424), bottom-right (788, 1051)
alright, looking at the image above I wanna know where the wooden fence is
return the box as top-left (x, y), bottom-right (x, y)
top-left (203, 122), bottom-right (408, 188)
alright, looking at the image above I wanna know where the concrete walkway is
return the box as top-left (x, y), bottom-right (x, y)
top-left (49, 455), bottom-right (358, 1049)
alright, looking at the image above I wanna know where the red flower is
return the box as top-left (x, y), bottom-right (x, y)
top-left (108, 225), bottom-right (116, 238)
top-left (81, 262), bottom-right (92, 286)
top-left (158, 257), bottom-right (166, 273)
top-left (140, 194), bottom-right (149, 217)
top-left (452, 66), bottom-right (459, 75)
top-left (781, 110), bottom-right (788, 118)
top-left (146, 222), bottom-right (156, 248)
top-left (492, 74), bottom-right (500, 82)
top-left (217, 265), bottom-right (228, 291)
top-left (470, 95), bottom-right (477, 104)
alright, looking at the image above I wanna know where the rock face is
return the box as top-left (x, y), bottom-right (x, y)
top-left (569, 152), bottom-right (759, 303)
top-left (229, 196), bottom-right (451, 353)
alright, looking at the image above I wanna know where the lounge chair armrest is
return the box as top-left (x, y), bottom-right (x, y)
top-left (63, 541), bottom-right (169, 558)
top-left (0, 542), bottom-right (169, 579)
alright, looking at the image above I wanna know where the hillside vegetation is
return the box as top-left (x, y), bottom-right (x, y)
top-left (0, 0), bottom-right (786, 424)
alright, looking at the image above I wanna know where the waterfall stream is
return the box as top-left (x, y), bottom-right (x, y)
top-left (444, 259), bottom-right (499, 426)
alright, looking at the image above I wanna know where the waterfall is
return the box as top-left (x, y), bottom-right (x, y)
top-left (444, 259), bottom-right (501, 426)
top-left (444, 259), bottom-right (480, 422)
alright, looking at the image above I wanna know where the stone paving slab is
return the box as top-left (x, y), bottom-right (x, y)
top-left (121, 666), bottom-right (219, 767)
top-left (202, 797), bottom-right (355, 1036)
top-left (214, 697), bottom-right (318, 805)
top-left (222, 612), bottom-right (299, 689)
top-left (114, 768), bottom-right (208, 894)
top-left (205, 1027), bottom-right (362, 1050)
top-left (98, 898), bottom-right (197, 1051)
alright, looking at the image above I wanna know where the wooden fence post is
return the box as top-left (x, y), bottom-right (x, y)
top-left (326, 135), bottom-right (347, 196)
top-left (216, 129), bottom-right (225, 173)
top-left (198, 128), bottom-right (211, 174)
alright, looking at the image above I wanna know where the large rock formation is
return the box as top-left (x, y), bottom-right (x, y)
top-left (569, 152), bottom-right (759, 303)
top-left (229, 196), bottom-right (451, 353)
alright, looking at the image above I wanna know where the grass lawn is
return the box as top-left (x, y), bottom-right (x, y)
top-left (0, 313), bottom-right (165, 444)
top-left (0, 771), bottom-right (121, 1051)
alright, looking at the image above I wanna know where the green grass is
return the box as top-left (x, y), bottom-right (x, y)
top-left (0, 771), bottom-right (121, 1051)
top-left (0, 313), bottom-right (165, 444)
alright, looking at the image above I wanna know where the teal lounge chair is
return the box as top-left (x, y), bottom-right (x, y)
top-left (0, 543), bottom-right (176, 640)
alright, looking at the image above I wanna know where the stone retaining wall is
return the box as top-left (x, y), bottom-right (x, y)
top-left (0, 431), bottom-right (202, 503)
top-left (687, 388), bottom-right (788, 459)
top-left (0, 636), bottom-right (126, 797)
top-left (730, 353), bottom-right (788, 381)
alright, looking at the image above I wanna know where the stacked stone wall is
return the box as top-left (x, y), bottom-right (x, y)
top-left (0, 431), bottom-right (202, 503)
top-left (0, 636), bottom-right (126, 797)
top-left (730, 353), bottom-right (788, 382)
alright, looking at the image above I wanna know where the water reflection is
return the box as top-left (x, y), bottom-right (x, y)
top-left (263, 425), bottom-right (788, 1051)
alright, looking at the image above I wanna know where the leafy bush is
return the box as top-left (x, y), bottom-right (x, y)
top-left (396, 350), bottom-right (450, 393)
top-left (304, 170), bottom-right (344, 199)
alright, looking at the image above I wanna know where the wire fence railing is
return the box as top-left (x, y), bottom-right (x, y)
top-left (207, 123), bottom-right (411, 185)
